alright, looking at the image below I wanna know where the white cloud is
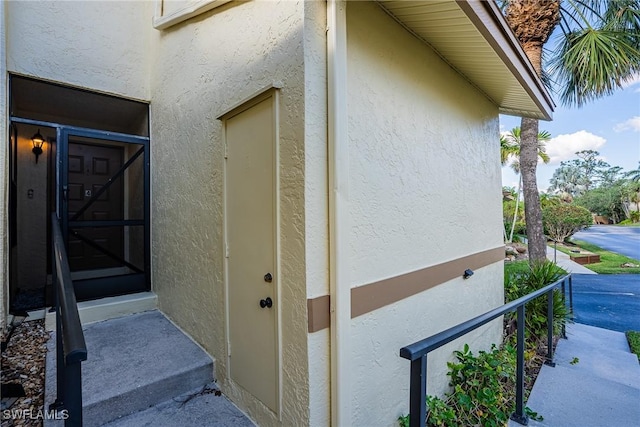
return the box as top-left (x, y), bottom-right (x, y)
top-left (545, 130), bottom-right (606, 164)
top-left (613, 116), bottom-right (640, 132)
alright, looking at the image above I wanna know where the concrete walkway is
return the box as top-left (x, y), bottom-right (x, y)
top-left (509, 323), bottom-right (640, 427)
top-left (546, 245), bottom-right (597, 274)
top-left (508, 251), bottom-right (640, 426)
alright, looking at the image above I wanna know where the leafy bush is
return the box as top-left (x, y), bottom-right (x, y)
top-left (398, 345), bottom-right (540, 427)
top-left (542, 204), bottom-right (593, 243)
top-left (398, 263), bottom-right (567, 427)
top-left (505, 261), bottom-right (569, 339)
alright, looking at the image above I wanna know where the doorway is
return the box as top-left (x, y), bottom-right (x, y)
top-left (8, 75), bottom-right (150, 311)
top-left (224, 92), bottom-right (280, 413)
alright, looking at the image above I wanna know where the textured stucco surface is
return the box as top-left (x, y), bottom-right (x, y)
top-left (347, 2), bottom-right (503, 286)
top-left (2, 1), bottom-right (152, 326)
top-left (346, 3), bottom-right (504, 425)
top-left (149, 2), bottom-right (309, 425)
top-left (351, 263), bottom-right (503, 426)
top-left (5, 1), bottom-right (152, 100)
top-left (303, 1), bottom-right (331, 426)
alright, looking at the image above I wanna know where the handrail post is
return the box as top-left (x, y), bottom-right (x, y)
top-left (401, 274), bottom-right (569, 426)
top-left (50, 236), bottom-right (65, 411)
top-left (545, 290), bottom-right (555, 367)
top-left (568, 275), bottom-right (574, 314)
top-left (510, 305), bottom-right (528, 425)
top-left (561, 278), bottom-right (567, 339)
top-left (64, 360), bottom-right (83, 427)
top-left (409, 356), bottom-right (427, 427)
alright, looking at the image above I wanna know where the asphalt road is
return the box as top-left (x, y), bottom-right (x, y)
top-left (571, 274), bottom-right (640, 332)
top-left (572, 225), bottom-right (640, 260)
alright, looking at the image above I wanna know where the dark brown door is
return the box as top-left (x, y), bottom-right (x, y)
top-left (67, 142), bottom-right (124, 271)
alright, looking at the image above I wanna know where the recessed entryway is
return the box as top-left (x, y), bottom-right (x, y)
top-left (8, 75), bottom-right (150, 312)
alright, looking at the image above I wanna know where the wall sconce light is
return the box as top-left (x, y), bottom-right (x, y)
top-left (31, 129), bottom-right (45, 164)
top-left (463, 269), bottom-right (474, 279)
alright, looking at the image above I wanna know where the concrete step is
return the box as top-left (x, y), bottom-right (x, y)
top-left (509, 322), bottom-right (640, 427)
top-left (553, 336), bottom-right (640, 389)
top-left (520, 364), bottom-right (640, 427)
top-left (45, 310), bottom-right (215, 427)
top-left (563, 322), bottom-right (631, 353)
top-left (102, 382), bottom-right (255, 427)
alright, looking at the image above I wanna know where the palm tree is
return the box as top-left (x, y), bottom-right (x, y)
top-left (501, 127), bottom-right (551, 242)
top-left (625, 162), bottom-right (640, 182)
top-left (503, 0), bottom-right (640, 264)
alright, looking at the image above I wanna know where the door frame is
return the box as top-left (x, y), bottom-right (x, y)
top-left (9, 116), bottom-right (151, 298)
top-left (221, 88), bottom-right (282, 416)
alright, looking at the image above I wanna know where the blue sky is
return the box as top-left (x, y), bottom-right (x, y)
top-left (500, 77), bottom-right (640, 192)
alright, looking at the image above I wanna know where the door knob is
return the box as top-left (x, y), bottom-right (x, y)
top-left (264, 273), bottom-right (273, 283)
top-left (259, 297), bottom-right (273, 308)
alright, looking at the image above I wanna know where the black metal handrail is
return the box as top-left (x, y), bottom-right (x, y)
top-left (400, 274), bottom-right (572, 427)
top-left (50, 213), bottom-right (87, 426)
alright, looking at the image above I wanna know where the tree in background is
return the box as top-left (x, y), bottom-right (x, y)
top-left (625, 162), bottom-right (640, 182)
top-left (502, 0), bottom-right (640, 264)
top-left (550, 154), bottom-right (640, 223)
top-left (543, 204), bottom-right (593, 243)
top-left (548, 150), bottom-right (611, 197)
top-left (500, 127), bottom-right (550, 242)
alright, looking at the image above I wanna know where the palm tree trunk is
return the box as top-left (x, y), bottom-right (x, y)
top-left (520, 116), bottom-right (547, 263)
top-left (508, 175), bottom-right (522, 243)
top-left (505, 0), bottom-right (560, 264)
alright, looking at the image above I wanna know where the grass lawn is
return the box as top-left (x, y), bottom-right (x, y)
top-left (567, 240), bottom-right (640, 274)
top-left (627, 331), bottom-right (640, 363)
top-left (504, 260), bottom-right (531, 277)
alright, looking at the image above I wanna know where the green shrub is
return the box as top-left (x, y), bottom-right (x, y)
top-left (397, 262), bottom-right (568, 427)
top-left (398, 345), bottom-right (540, 427)
top-left (505, 261), bottom-right (569, 339)
top-left (542, 204), bottom-right (593, 243)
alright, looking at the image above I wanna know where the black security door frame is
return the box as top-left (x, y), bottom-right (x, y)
top-left (10, 116), bottom-right (151, 297)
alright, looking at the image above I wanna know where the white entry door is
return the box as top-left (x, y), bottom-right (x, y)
top-left (225, 93), bottom-right (278, 413)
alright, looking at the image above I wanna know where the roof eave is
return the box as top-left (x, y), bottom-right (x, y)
top-left (457, 0), bottom-right (555, 121)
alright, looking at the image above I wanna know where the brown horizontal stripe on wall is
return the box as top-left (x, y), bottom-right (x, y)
top-left (351, 246), bottom-right (505, 318)
top-left (307, 295), bottom-right (331, 333)
top-left (306, 246), bottom-right (504, 332)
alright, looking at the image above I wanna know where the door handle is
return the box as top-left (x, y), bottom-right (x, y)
top-left (259, 297), bottom-right (273, 309)
top-left (264, 273), bottom-right (273, 283)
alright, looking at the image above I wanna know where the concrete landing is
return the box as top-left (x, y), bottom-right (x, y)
top-left (509, 323), bottom-right (640, 427)
top-left (44, 310), bottom-right (250, 426)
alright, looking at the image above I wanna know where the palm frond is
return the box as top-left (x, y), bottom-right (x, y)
top-left (550, 28), bottom-right (640, 106)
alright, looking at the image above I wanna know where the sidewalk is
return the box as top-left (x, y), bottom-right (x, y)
top-left (509, 323), bottom-right (640, 427)
top-left (507, 249), bottom-right (640, 426)
top-left (546, 245), bottom-right (596, 274)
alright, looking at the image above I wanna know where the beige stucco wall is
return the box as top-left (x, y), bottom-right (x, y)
top-left (302, 1), bottom-right (331, 426)
top-left (5, 1), bottom-right (152, 100)
top-left (149, 1), bottom-right (309, 425)
top-left (2, 1), bottom-right (152, 325)
top-left (346, 3), bottom-right (504, 425)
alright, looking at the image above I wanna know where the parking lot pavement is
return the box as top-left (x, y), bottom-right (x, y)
top-left (571, 274), bottom-right (640, 332)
